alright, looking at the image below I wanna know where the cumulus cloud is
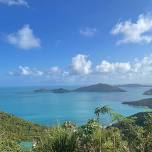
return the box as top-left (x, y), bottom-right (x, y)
top-left (71, 54), bottom-right (92, 75)
top-left (7, 24), bottom-right (41, 50)
top-left (0, 0), bottom-right (29, 7)
top-left (96, 54), bottom-right (152, 83)
top-left (9, 66), bottom-right (44, 76)
top-left (8, 54), bottom-right (152, 84)
top-left (50, 66), bottom-right (60, 73)
top-left (132, 55), bottom-right (152, 75)
top-left (18, 66), bottom-right (32, 76)
top-left (111, 14), bottom-right (152, 44)
top-left (96, 60), bottom-right (131, 73)
top-left (80, 27), bottom-right (97, 37)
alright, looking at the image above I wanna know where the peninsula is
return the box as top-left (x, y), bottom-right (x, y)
top-left (122, 98), bottom-right (152, 109)
top-left (143, 88), bottom-right (152, 95)
top-left (117, 84), bottom-right (152, 87)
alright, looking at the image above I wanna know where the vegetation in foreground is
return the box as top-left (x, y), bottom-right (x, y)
top-left (0, 107), bottom-right (152, 152)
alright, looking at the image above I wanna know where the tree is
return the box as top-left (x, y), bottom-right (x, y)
top-left (94, 106), bottom-right (112, 123)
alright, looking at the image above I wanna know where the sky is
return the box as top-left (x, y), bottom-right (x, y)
top-left (1, 0), bottom-right (152, 86)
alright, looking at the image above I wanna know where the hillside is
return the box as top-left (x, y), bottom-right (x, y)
top-left (114, 111), bottom-right (152, 127)
top-left (1, 110), bottom-right (152, 151)
top-left (0, 111), bottom-right (47, 141)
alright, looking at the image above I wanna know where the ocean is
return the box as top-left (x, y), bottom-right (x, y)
top-left (0, 86), bottom-right (151, 126)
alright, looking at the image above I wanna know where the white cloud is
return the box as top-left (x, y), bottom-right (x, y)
top-left (48, 66), bottom-right (62, 75)
top-left (80, 27), bottom-right (97, 37)
top-left (96, 60), bottom-right (131, 73)
top-left (8, 54), bottom-right (152, 84)
top-left (50, 66), bottom-right (60, 73)
top-left (132, 55), bottom-right (152, 75)
top-left (7, 24), bottom-right (41, 50)
top-left (96, 54), bottom-right (152, 83)
top-left (9, 66), bottom-right (44, 76)
top-left (36, 70), bottom-right (44, 76)
top-left (0, 0), bottom-right (29, 7)
top-left (19, 66), bottom-right (32, 76)
top-left (111, 14), bottom-right (152, 44)
top-left (71, 54), bottom-right (92, 75)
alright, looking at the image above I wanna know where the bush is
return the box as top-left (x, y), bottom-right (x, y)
top-left (0, 138), bottom-right (23, 152)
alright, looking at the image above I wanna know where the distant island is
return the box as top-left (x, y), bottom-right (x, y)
top-left (117, 84), bottom-right (152, 87)
top-left (35, 88), bottom-right (70, 93)
top-left (34, 88), bottom-right (52, 93)
top-left (34, 83), bottom-right (126, 93)
top-left (122, 98), bottom-right (152, 109)
top-left (143, 88), bottom-right (152, 95)
top-left (74, 83), bottom-right (126, 92)
top-left (51, 88), bottom-right (70, 93)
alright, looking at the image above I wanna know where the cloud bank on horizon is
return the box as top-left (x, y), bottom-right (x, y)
top-left (9, 53), bottom-right (152, 84)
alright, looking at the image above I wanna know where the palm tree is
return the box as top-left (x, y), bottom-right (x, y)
top-left (95, 105), bottom-right (125, 126)
top-left (94, 107), bottom-right (101, 121)
top-left (94, 106), bottom-right (112, 122)
top-left (100, 106), bottom-right (112, 115)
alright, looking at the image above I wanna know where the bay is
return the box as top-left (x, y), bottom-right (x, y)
top-left (0, 86), bottom-right (151, 126)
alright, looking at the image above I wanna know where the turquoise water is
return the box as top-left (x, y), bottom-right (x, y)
top-left (19, 141), bottom-right (33, 151)
top-left (0, 86), bottom-right (151, 126)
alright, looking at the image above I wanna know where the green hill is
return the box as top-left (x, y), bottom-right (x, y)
top-left (0, 111), bottom-right (47, 141)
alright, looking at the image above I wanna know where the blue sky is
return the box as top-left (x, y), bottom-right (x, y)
top-left (1, 0), bottom-right (152, 86)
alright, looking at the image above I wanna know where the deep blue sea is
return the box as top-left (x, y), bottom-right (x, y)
top-left (0, 86), bottom-right (151, 126)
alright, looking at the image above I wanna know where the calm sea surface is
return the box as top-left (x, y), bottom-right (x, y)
top-left (0, 86), bottom-right (151, 126)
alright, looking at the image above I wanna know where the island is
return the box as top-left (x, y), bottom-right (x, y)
top-left (34, 88), bottom-right (70, 93)
top-left (143, 88), bottom-right (152, 95)
top-left (117, 84), bottom-right (152, 87)
top-left (34, 83), bottom-right (127, 93)
top-left (122, 98), bottom-right (152, 109)
top-left (34, 88), bottom-right (52, 93)
top-left (51, 88), bottom-right (70, 93)
top-left (73, 83), bottom-right (126, 92)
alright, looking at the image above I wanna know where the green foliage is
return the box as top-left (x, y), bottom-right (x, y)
top-left (0, 138), bottom-right (23, 152)
top-left (0, 112), bottom-right (48, 141)
top-left (62, 121), bottom-right (76, 130)
top-left (91, 127), bottom-right (128, 152)
top-left (94, 105), bottom-right (112, 121)
top-left (34, 126), bottom-right (78, 152)
top-left (1, 108), bottom-right (152, 152)
top-left (34, 119), bottom-right (128, 152)
top-left (94, 106), bottom-right (125, 125)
